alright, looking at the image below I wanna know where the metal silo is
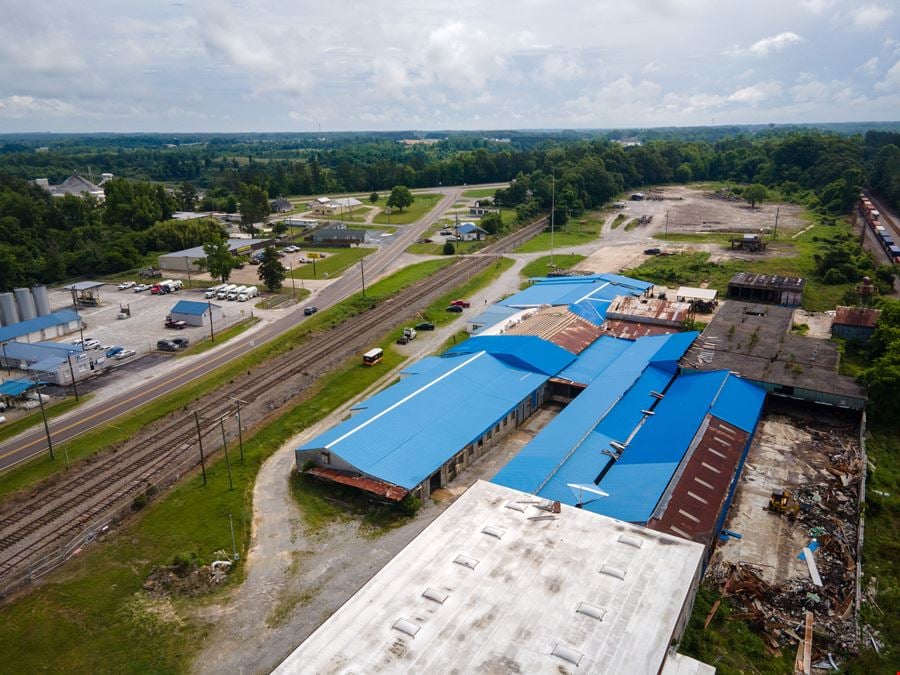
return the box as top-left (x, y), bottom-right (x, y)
top-left (14, 287), bottom-right (37, 321)
top-left (32, 285), bottom-right (52, 317)
top-left (0, 292), bottom-right (19, 327)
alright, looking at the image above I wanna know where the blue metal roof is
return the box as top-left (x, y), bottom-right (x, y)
top-left (297, 351), bottom-right (551, 489)
top-left (444, 335), bottom-right (575, 375)
top-left (457, 222), bottom-right (486, 234)
top-left (0, 309), bottom-right (80, 342)
top-left (710, 373), bottom-right (766, 432)
top-left (0, 378), bottom-right (35, 396)
top-left (555, 336), bottom-right (632, 385)
top-left (29, 356), bottom-right (67, 372)
top-left (170, 300), bottom-right (212, 316)
top-left (467, 305), bottom-right (521, 334)
top-left (1, 340), bottom-right (82, 363)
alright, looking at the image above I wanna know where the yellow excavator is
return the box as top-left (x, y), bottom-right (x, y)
top-left (768, 490), bottom-right (800, 518)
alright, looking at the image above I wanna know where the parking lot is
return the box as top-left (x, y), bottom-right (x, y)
top-left (46, 283), bottom-right (249, 359)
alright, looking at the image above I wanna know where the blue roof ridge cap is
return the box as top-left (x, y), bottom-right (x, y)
top-left (649, 413), bottom-right (713, 520)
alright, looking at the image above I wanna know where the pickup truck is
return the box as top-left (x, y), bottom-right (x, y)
top-left (396, 327), bottom-right (418, 345)
top-left (165, 317), bottom-right (187, 329)
top-left (450, 299), bottom-right (471, 308)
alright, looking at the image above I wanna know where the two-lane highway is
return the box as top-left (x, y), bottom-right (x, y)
top-left (0, 187), bottom-right (463, 472)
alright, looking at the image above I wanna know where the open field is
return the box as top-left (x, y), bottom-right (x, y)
top-left (372, 193), bottom-right (442, 225)
top-left (287, 247), bottom-right (375, 280)
top-left (513, 212), bottom-right (606, 252)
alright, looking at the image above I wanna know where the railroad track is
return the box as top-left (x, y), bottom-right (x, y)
top-left (865, 191), bottom-right (900, 241)
top-left (0, 254), bottom-right (498, 590)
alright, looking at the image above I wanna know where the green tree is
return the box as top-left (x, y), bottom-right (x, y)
top-left (387, 185), bottom-right (414, 212)
top-left (744, 183), bottom-right (768, 208)
top-left (176, 182), bottom-right (198, 211)
top-left (442, 241), bottom-right (455, 255)
top-left (239, 184), bottom-right (270, 235)
top-left (369, 191), bottom-right (379, 204)
top-left (271, 221), bottom-right (289, 238)
top-left (203, 239), bottom-right (234, 282)
top-left (257, 246), bottom-right (287, 291)
top-left (479, 212), bottom-right (503, 235)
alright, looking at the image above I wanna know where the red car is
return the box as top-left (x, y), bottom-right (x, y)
top-left (451, 299), bottom-right (471, 308)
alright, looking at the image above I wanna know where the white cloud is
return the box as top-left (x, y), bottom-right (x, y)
top-left (535, 53), bottom-right (586, 84)
top-left (0, 95), bottom-right (75, 118)
top-left (727, 32), bottom-right (803, 57)
top-left (875, 59), bottom-right (900, 91)
top-left (728, 80), bottom-right (783, 104)
top-left (846, 4), bottom-right (893, 30)
top-left (857, 56), bottom-right (879, 73)
top-left (790, 77), bottom-right (854, 103)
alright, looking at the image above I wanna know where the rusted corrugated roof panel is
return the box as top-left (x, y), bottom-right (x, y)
top-left (504, 306), bottom-right (604, 353)
top-left (603, 320), bottom-right (679, 339)
top-left (306, 466), bottom-right (408, 501)
top-left (834, 306), bottom-right (880, 329)
top-left (606, 295), bottom-right (691, 326)
top-left (647, 416), bottom-right (748, 547)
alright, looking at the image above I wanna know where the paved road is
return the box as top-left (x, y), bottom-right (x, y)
top-left (0, 188), bottom-right (463, 472)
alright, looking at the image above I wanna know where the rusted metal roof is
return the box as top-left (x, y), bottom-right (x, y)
top-left (602, 320), bottom-right (680, 339)
top-left (833, 306), bottom-right (880, 329)
top-left (306, 466), bottom-right (408, 501)
top-left (606, 295), bottom-right (691, 326)
top-left (647, 416), bottom-right (749, 548)
top-left (504, 306), bottom-right (604, 353)
top-left (728, 272), bottom-right (805, 291)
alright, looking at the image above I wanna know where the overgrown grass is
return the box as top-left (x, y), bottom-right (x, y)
top-left (610, 213), bottom-right (627, 229)
top-left (177, 318), bottom-right (259, 357)
top-left (513, 213), bottom-right (604, 253)
top-left (372, 193), bottom-right (442, 225)
top-left (521, 254), bottom-right (585, 279)
top-left (461, 187), bottom-right (498, 199)
top-left (0, 395), bottom-right (89, 445)
top-left (288, 247), bottom-right (375, 280)
top-left (0, 259), bottom-right (456, 499)
top-left (255, 289), bottom-right (311, 309)
top-left (624, 218), bottom-right (863, 312)
top-left (418, 258), bottom-right (515, 329)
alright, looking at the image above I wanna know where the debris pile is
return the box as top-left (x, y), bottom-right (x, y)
top-left (706, 188), bottom-right (743, 202)
top-left (143, 559), bottom-right (232, 598)
top-left (706, 422), bottom-right (863, 665)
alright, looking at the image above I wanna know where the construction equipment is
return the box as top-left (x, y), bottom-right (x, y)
top-left (768, 490), bottom-right (800, 518)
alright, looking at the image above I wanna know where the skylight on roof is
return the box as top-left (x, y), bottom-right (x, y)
top-left (617, 534), bottom-right (643, 549)
top-left (481, 525), bottom-right (505, 539)
top-left (422, 588), bottom-right (448, 604)
top-left (453, 554), bottom-right (479, 570)
top-left (598, 564), bottom-right (626, 581)
top-left (576, 602), bottom-right (606, 620)
top-left (392, 618), bottom-right (420, 637)
top-left (551, 643), bottom-right (584, 666)
top-left (505, 502), bottom-right (527, 512)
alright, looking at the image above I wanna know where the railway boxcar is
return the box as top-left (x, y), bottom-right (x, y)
top-left (890, 245), bottom-right (900, 263)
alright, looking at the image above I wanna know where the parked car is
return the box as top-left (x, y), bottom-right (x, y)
top-left (283, 245), bottom-right (300, 253)
top-left (446, 305), bottom-right (464, 313)
top-left (643, 247), bottom-right (661, 255)
top-left (439, 230), bottom-right (452, 236)
top-left (415, 322), bottom-right (435, 331)
top-left (118, 281), bottom-right (135, 290)
top-left (106, 346), bottom-right (124, 358)
top-left (157, 340), bottom-right (178, 352)
top-left (114, 349), bottom-right (136, 360)
top-left (171, 337), bottom-right (190, 349)
top-left (133, 284), bottom-right (150, 292)
top-left (73, 338), bottom-right (102, 350)
top-left (451, 299), bottom-right (471, 308)
top-left (304, 306), bottom-right (318, 316)
top-left (165, 318), bottom-right (188, 329)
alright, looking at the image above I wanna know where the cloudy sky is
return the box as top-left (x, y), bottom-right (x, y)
top-left (1, 0), bottom-right (898, 132)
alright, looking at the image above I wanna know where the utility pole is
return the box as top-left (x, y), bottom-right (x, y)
top-left (66, 353), bottom-right (79, 401)
top-left (550, 171), bottom-right (556, 267)
top-left (229, 398), bottom-right (246, 461)
top-left (773, 206), bottom-right (780, 240)
top-left (289, 264), bottom-right (296, 299)
top-left (220, 418), bottom-right (234, 490)
top-left (360, 258), bottom-right (367, 298)
top-left (1, 340), bottom-right (10, 376)
top-left (194, 411), bottom-right (207, 485)
top-left (665, 210), bottom-right (669, 239)
top-left (184, 256), bottom-right (192, 288)
top-left (208, 301), bottom-right (215, 343)
top-left (34, 376), bottom-right (54, 461)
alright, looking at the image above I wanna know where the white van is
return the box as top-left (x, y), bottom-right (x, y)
top-left (238, 286), bottom-right (258, 302)
top-left (217, 284), bottom-right (236, 300)
top-left (227, 285), bottom-right (247, 301)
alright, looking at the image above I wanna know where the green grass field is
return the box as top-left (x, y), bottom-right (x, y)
top-left (372, 193), bottom-right (442, 225)
top-left (513, 213), bottom-right (604, 253)
top-left (288, 247), bottom-right (375, 280)
top-left (178, 318), bottom-right (259, 357)
top-left (461, 187), bottom-right (498, 199)
top-left (521, 254), bottom-right (585, 279)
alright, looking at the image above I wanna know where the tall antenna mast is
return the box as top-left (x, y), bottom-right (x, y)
top-left (550, 170), bottom-right (556, 268)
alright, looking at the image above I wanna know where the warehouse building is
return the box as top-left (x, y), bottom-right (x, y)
top-left (296, 336), bottom-right (576, 500)
top-left (726, 272), bottom-right (805, 306)
top-left (158, 238), bottom-right (270, 272)
top-left (683, 301), bottom-right (867, 410)
top-left (0, 341), bottom-right (99, 384)
top-left (274, 480), bottom-right (712, 675)
top-left (493, 331), bottom-right (767, 553)
top-left (167, 300), bottom-right (223, 327)
top-left (0, 309), bottom-right (82, 345)
top-left (831, 306), bottom-right (880, 343)
top-left (308, 228), bottom-right (370, 247)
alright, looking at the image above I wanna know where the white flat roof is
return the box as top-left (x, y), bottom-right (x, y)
top-left (274, 480), bottom-right (705, 675)
top-left (676, 286), bottom-right (718, 301)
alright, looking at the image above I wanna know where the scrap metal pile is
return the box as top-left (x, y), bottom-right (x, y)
top-left (707, 424), bottom-right (862, 662)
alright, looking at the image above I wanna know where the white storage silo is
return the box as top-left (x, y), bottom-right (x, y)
top-left (0, 292), bottom-right (18, 327)
top-left (14, 288), bottom-right (37, 321)
top-left (32, 285), bottom-right (52, 317)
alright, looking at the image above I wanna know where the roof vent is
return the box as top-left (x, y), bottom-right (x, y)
top-left (551, 643), bottom-right (584, 666)
top-left (618, 534), bottom-right (643, 549)
top-left (422, 588), bottom-right (448, 604)
top-left (598, 564), bottom-right (626, 581)
top-left (392, 618), bottom-right (421, 637)
top-left (505, 501), bottom-right (527, 512)
top-left (454, 554), bottom-right (479, 570)
top-left (576, 602), bottom-right (606, 620)
top-left (482, 525), bottom-right (505, 540)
